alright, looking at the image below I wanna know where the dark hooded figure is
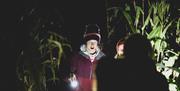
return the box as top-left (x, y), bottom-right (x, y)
top-left (121, 34), bottom-right (169, 91)
top-left (96, 33), bottom-right (169, 91)
top-left (68, 24), bottom-right (105, 91)
top-left (95, 37), bottom-right (126, 91)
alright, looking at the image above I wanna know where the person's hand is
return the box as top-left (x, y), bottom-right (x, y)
top-left (62, 73), bottom-right (77, 83)
top-left (68, 73), bottom-right (77, 82)
top-left (68, 73), bottom-right (79, 88)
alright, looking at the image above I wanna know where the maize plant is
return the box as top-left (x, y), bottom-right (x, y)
top-left (17, 30), bottom-right (72, 91)
top-left (106, 0), bottom-right (180, 90)
top-left (16, 8), bottom-right (72, 91)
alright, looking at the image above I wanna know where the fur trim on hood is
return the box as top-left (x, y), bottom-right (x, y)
top-left (79, 44), bottom-right (105, 61)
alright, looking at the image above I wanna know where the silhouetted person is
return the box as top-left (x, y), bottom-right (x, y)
top-left (96, 33), bottom-right (169, 91)
top-left (121, 34), bottom-right (169, 91)
top-left (95, 38), bottom-right (126, 91)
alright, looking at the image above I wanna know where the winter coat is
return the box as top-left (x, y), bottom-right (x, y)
top-left (69, 45), bottom-right (105, 91)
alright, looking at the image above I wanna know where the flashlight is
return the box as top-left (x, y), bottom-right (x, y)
top-left (70, 80), bottom-right (79, 88)
top-left (69, 73), bottom-right (79, 88)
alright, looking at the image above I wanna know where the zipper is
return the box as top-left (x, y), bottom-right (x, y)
top-left (89, 61), bottom-right (93, 79)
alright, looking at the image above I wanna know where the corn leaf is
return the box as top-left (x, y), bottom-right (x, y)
top-left (123, 11), bottom-right (136, 33)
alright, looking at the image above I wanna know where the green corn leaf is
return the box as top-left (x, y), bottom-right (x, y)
top-left (177, 18), bottom-right (180, 30)
top-left (107, 26), bottom-right (115, 38)
top-left (162, 20), bottom-right (173, 37)
top-left (156, 62), bottom-right (167, 69)
top-left (50, 67), bottom-right (56, 82)
top-left (147, 26), bottom-right (161, 39)
top-left (27, 84), bottom-right (33, 91)
top-left (125, 4), bottom-right (130, 11)
top-left (114, 8), bottom-right (119, 18)
top-left (141, 6), bottom-right (152, 33)
top-left (123, 11), bottom-right (136, 33)
top-left (62, 43), bottom-right (72, 51)
top-left (42, 60), bottom-right (51, 64)
top-left (48, 39), bottom-right (63, 66)
top-left (150, 18), bottom-right (154, 27)
top-left (154, 39), bottom-right (163, 63)
top-left (152, 3), bottom-right (157, 16)
top-left (135, 6), bottom-right (143, 29)
top-left (153, 15), bottom-right (160, 27)
top-left (161, 40), bottom-right (167, 50)
top-left (154, 39), bottom-right (161, 52)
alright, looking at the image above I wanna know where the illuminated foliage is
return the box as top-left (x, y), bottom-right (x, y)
top-left (16, 8), bottom-right (72, 91)
top-left (106, 0), bottom-right (180, 90)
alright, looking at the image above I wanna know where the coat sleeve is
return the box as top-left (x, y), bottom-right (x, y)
top-left (69, 54), bottom-right (78, 74)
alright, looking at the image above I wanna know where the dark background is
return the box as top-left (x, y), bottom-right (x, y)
top-left (0, 0), bottom-right (107, 90)
top-left (0, 0), bottom-right (179, 90)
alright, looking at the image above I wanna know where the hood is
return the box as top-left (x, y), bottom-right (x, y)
top-left (79, 44), bottom-right (105, 61)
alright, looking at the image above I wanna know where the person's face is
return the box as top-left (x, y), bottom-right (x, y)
top-left (116, 44), bottom-right (124, 56)
top-left (86, 40), bottom-right (98, 54)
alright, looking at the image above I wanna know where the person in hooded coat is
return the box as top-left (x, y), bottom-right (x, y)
top-left (68, 24), bottom-right (105, 91)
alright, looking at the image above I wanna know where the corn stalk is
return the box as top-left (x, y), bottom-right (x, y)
top-left (16, 8), bottom-right (72, 91)
top-left (106, 0), bottom-right (180, 90)
top-left (17, 31), bottom-right (72, 91)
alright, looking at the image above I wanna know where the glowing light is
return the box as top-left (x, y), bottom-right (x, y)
top-left (169, 83), bottom-right (177, 91)
top-left (70, 80), bottom-right (78, 88)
